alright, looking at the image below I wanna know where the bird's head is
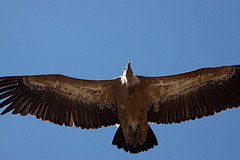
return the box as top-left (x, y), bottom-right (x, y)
top-left (121, 62), bottom-right (140, 88)
top-left (124, 62), bottom-right (133, 77)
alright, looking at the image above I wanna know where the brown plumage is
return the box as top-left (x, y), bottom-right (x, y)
top-left (0, 62), bottom-right (240, 154)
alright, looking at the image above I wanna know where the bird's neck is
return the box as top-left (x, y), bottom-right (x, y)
top-left (121, 72), bottom-right (140, 88)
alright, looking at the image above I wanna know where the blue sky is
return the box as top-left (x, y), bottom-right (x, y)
top-left (0, 0), bottom-right (240, 159)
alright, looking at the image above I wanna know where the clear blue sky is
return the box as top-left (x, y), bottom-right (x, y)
top-left (1, 1), bottom-right (240, 160)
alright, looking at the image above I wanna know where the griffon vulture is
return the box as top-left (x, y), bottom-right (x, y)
top-left (0, 62), bottom-right (240, 154)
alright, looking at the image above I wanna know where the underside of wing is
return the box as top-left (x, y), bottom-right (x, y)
top-left (0, 74), bottom-right (119, 129)
top-left (145, 65), bottom-right (240, 124)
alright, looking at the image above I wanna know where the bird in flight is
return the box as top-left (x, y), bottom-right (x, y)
top-left (0, 62), bottom-right (240, 154)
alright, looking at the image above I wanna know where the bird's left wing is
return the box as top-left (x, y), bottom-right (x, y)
top-left (0, 74), bottom-right (119, 129)
top-left (143, 65), bottom-right (240, 124)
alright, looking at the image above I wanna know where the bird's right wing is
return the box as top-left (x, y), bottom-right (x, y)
top-left (0, 74), bottom-right (120, 129)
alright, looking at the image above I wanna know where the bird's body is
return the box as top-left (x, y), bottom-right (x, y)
top-left (1, 62), bottom-right (240, 154)
top-left (117, 74), bottom-right (150, 148)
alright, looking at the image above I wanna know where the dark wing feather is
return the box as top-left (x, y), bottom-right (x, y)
top-left (0, 74), bottom-right (119, 129)
top-left (145, 65), bottom-right (240, 124)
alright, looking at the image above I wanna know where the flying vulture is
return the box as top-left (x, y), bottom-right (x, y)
top-left (0, 62), bottom-right (240, 154)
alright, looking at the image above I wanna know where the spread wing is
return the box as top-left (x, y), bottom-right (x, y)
top-left (145, 65), bottom-right (240, 124)
top-left (0, 74), bottom-right (119, 129)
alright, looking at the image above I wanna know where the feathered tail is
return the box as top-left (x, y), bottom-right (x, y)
top-left (112, 125), bottom-right (158, 154)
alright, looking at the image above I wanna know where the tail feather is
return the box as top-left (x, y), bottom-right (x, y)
top-left (112, 125), bottom-right (158, 154)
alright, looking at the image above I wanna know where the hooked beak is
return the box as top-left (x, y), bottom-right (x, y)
top-left (127, 62), bottom-right (131, 68)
